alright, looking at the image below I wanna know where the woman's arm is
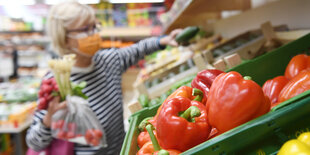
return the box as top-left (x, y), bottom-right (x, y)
top-left (26, 110), bottom-right (54, 151)
top-left (114, 29), bottom-right (182, 72)
top-left (115, 37), bottom-right (164, 72)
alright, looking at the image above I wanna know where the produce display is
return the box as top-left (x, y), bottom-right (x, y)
top-left (0, 78), bottom-right (39, 128)
top-left (95, 2), bottom-right (164, 28)
top-left (130, 48), bottom-right (310, 154)
top-left (0, 102), bottom-right (36, 128)
top-left (40, 54), bottom-right (107, 147)
top-left (138, 75), bottom-right (195, 108)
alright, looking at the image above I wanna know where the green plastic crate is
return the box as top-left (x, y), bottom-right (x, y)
top-left (121, 33), bottom-right (310, 155)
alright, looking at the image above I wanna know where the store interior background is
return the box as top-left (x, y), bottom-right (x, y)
top-left (1, 0), bottom-right (310, 154)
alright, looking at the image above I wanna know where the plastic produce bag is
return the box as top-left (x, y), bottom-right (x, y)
top-left (51, 96), bottom-right (107, 147)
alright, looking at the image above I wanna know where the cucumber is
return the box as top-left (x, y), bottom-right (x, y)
top-left (138, 94), bottom-right (150, 108)
top-left (149, 98), bottom-right (160, 107)
top-left (175, 26), bottom-right (200, 44)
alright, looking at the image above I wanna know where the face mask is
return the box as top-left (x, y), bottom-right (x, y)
top-left (68, 33), bottom-right (101, 57)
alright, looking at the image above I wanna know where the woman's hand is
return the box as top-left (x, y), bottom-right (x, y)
top-left (159, 29), bottom-right (183, 47)
top-left (43, 96), bottom-right (67, 128)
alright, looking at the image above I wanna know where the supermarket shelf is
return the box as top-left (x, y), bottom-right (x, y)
top-left (148, 66), bottom-right (199, 98)
top-left (100, 27), bottom-right (154, 38)
top-left (0, 30), bottom-right (44, 34)
top-left (0, 119), bottom-right (32, 133)
top-left (162, 0), bottom-right (251, 33)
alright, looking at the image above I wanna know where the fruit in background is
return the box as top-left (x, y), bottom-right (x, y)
top-left (284, 54), bottom-right (310, 80)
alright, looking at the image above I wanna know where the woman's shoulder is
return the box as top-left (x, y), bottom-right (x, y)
top-left (94, 48), bottom-right (119, 63)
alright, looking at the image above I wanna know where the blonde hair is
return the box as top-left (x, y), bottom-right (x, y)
top-left (47, 1), bottom-right (96, 56)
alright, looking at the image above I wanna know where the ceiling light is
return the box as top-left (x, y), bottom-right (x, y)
top-left (109, 0), bottom-right (164, 3)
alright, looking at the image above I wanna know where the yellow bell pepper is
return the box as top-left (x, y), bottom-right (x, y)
top-left (278, 132), bottom-right (310, 155)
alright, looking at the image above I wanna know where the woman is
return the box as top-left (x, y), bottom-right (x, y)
top-left (26, 1), bottom-right (181, 155)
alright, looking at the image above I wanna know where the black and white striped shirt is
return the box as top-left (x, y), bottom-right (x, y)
top-left (26, 37), bottom-right (164, 155)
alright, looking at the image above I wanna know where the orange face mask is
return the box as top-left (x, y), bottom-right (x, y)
top-left (70, 33), bottom-right (101, 57)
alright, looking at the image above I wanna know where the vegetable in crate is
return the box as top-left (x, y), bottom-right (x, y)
top-left (207, 71), bottom-right (270, 133)
top-left (278, 132), bottom-right (310, 155)
top-left (278, 70), bottom-right (310, 103)
top-left (191, 69), bottom-right (224, 104)
top-left (137, 124), bottom-right (181, 155)
top-left (139, 94), bottom-right (150, 108)
top-left (285, 54), bottom-right (310, 80)
top-left (262, 76), bottom-right (289, 106)
top-left (137, 117), bottom-right (156, 148)
top-left (154, 86), bottom-right (197, 119)
top-left (156, 89), bottom-right (211, 152)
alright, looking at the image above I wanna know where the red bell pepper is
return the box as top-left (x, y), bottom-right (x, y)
top-left (191, 69), bottom-right (224, 104)
top-left (137, 117), bottom-right (157, 148)
top-left (138, 131), bottom-right (152, 149)
top-left (156, 89), bottom-right (211, 152)
top-left (262, 76), bottom-right (289, 105)
top-left (137, 124), bottom-right (181, 155)
top-left (279, 70), bottom-right (310, 102)
top-left (155, 86), bottom-right (197, 119)
top-left (208, 128), bottom-right (220, 139)
top-left (285, 54), bottom-right (310, 80)
top-left (207, 71), bottom-right (271, 133)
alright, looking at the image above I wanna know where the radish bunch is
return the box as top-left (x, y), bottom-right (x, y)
top-left (37, 78), bottom-right (59, 110)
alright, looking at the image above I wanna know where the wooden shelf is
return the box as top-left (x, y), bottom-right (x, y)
top-left (162, 0), bottom-right (251, 34)
top-left (100, 27), bottom-right (154, 38)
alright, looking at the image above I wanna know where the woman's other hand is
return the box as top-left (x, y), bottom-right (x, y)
top-left (43, 96), bottom-right (67, 128)
top-left (159, 29), bottom-right (183, 47)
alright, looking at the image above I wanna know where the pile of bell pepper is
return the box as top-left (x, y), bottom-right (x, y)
top-left (136, 54), bottom-right (310, 154)
top-left (262, 54), bottom-right (310, 108)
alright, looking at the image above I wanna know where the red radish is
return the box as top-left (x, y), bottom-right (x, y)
top-left (68, 123), bottom-right (76, 131)
top-left (53, 85), bottom-right (59, 91)
top-left (67, 131), bottom-right (76, 139)
top-left (57, 120), bottom-right (65, 129)
top-left (57, 131), bottom-right (67, 139)
top-left (93, 129), bottom-right (103, 138)
top-left (51, 79), bottom-right (57, 86)
top-left (51, 122), bottom-right (58, 129)
top-left (85, 130), bottom-right (93, 143)
top-left (91, 139), bottom-right (100, 146)
top-left (37, 98), bottom-right (47, 110)
top-left (38, 90), bottom-right (44, 97)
